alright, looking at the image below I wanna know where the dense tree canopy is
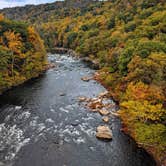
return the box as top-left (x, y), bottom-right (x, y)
top-left (0, 16), bottom-right (47, 93)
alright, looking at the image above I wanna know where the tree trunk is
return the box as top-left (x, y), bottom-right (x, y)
top-left (11, 52), bottom-right (15, 78)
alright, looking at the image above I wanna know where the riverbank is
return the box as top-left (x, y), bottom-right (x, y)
top-left (0, 53), bottom-right (156, 166)
top-left (0, 17), bottom-right (48, 97)
top-left (0, 64), bottom-right (50, 95)
top-left (93, 70), bottom-right (166, 166)
top-left (52, 48), bottom-right (164, 166)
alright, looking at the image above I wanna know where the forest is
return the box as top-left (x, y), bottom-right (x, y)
top-left (1, 0), bottom-right (166, 165)
top-left (0, 14), bottom-right (47, 94)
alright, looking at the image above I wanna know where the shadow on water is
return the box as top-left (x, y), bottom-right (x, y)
top-left (0, 54), bottom-right (156, 166)
top-left (0, 74), bottom-right (46, 108)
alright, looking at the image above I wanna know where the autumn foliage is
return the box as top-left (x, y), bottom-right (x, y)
top-left (0, 17), bottom-right (47, 93)
top-left (1, 0), bottom-right (166, 164)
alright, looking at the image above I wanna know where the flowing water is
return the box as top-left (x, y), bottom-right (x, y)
top-left (0, 54), bottom-right (156, 166)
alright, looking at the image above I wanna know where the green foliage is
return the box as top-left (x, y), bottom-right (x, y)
top-left (135, 123), bottom-right (166, 146)
top-left (136, 40), bottom-right (166, 58)
top-left (66, 32), bottom-right (78, 48)
top-left (124, 21), bottom-right (136, 32)
top-left (118, 46), bottom-right (134, 75)
top-left (127, 53), bottom-right (166, 84)
top-left (107, 16), bottom-right (115, 29)
top-left (0, 46), bottom-right (11, 71)
top-left (80, 24), bottom-right (89, 31)
top-left (135, 123), bottom-right (166, 157)
top-left (87, 29), bottom-right (99, 38)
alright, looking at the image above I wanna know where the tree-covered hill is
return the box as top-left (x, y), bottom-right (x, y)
top-left (1, 0), bottom-right (101, 24)
top-left (0, 15), bottom-right (47, 93)
top-left (1, 0), bottom-right (166, 165)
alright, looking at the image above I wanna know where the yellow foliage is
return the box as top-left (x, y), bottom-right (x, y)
top-left (120, 100), bottom-right (165, 122)
top-left (4, 30), bottom-right (22, 54)
top-left (28, 26), bottom-right (45, 53)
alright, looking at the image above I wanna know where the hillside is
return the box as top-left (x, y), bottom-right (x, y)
top-left (1, 0), bottom-right (166, 165)
top-left (1, 0), bottom-right (101, 24)
top-left (0, 15), bottom-right (47, 93)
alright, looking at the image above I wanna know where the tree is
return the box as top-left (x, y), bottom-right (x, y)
top-left (0, 14), bottom-right (4, 21)
top-left (4, 30), bottom-right (22, 77)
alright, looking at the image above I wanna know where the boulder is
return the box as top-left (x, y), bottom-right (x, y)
top-left (15, 106), bottom-right (22, 110)
top-left (78, 96), bottom-right (87, 102)
top-left (0, 162), bottom-right (5, 166)
top-left (96, 126), bottom-right (112, 140)
top-left (98, 91), bottom-right (108, 98)
top-left (81, 76), bottom-right (92, 82)
top-left (88, 99), bottom-right (103, 109)
top-left (102, 116), bottom-right (109, 123)
top-left (60, 93), bottom-right (66, 96)
top-left (99, 109), bottom-right (110, 116)
top-left (110, 111), bottom-right (120, 117)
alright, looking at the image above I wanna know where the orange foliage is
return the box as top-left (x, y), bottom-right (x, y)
top-left (124, 81), bottom-right (164, 104)
top-left (0, 14), bottom-right (4, 21)
top-left (4, 30), bottom-right (22, 54)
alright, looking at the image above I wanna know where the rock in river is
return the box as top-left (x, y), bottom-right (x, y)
top-left (78, 96), bottom-right (88, 102)
top-left (99, 109), bottom-right (110, 116)
top-left (81, 76), bottom-right (92, 82)
top-left (96, 126), bottom-right (112, 140)
top-left (98, 91), bottom-right (108, 98)
top-left (59, 93), bottom-right (66, 96)
top-left (88, 99), bottom-right (103, 109)
top-left (71, 120), bottom-right (80, 126)
top-left (102, 116), bottom-right (109, 123)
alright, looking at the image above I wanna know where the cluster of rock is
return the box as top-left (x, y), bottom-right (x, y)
top-left (50, 47), bottom-right (79, 57)
top-left (81, 57), bottom-right (100, 70)
top-left (46, 63), bottom-right (56, 70)
top-left (78, 91), bottom-right (118, 141)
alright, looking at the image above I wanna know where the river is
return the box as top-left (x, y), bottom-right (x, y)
top-left (0, 53), bottom-right (156, 166)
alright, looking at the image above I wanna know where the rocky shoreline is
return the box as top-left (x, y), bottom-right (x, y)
top-left (0, 63), bottom-right (51, 96)
top-left (93, 71), bottom-right (163, 166)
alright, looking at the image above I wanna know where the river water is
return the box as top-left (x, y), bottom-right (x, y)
top-left (0, 54), bottom-right (156, 166)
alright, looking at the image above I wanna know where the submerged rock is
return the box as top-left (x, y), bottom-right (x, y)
top-left (81, 76), bottom-right (92, 82)
top-left (71, 120), bottom-right (80, 126)
top-left (96, 126), bottom-right (112, 140)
